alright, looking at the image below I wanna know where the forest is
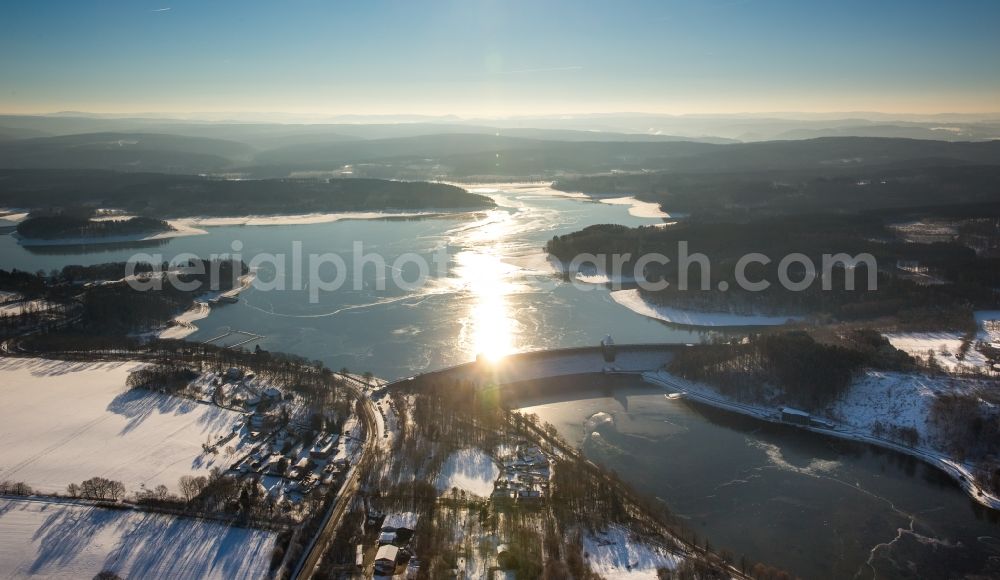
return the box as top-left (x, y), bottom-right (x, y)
top-left (554, 162), bottom-right (1000, 220)
top-left (0, 257), bottom-right (247, 334)
top-left (16, 211), bottom-right (172, 240)
top-left (668, 330), bottom-right (913, 410)
top-left (0, 169), bottom-right (494, 217)
top-left (546, 214), bottom-right (1000, 327)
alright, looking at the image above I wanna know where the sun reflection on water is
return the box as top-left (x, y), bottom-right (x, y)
top-left (454, 249), bottom-right (517, 362)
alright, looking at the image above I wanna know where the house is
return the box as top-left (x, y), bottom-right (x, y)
top-left (289, 457), bottom-right (311, 479)
top-left (382, 512), bottom-right (419, 533)
top-left (382, 512), bottom-right (419, 544)
top-left (378, 530), bottom-right (397, 545)
top-left (780, 407), bottom-right (811, 425)
top-left (374, 544), bottom-right (399, 575)
top-left (309, 435), bottom-right (339, 459)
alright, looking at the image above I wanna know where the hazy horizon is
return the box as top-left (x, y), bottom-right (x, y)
top-left (3, 0), bottom-right (998, 118)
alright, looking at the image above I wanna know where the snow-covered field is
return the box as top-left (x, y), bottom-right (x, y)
top-left (883, 331), bottom-right (988, 372)
top-left (610, 289), bottom-right (797, 327)
top-left (434, 448), bottom-right (499, 497)
top-left (0, 498), bottom-right (275, 579)
top-left (884, 311), bottom-right (1000, 374)
top-left (0, 358), bottom-right (243, 494)
top-left (582, 527), bottom-right (681, 579)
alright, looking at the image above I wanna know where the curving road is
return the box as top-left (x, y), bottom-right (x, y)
top-left (292, 373), bottom-right (381, 580)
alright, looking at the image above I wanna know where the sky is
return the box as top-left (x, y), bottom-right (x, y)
top-left (1, 0), bottom-right (998, 117)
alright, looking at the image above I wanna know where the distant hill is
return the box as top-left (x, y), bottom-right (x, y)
top-left (0, 132), bottom-right (254, 173)
top-left (666, 137), bottom-right (1000, 173)
top-left (251, 133), bottom-right (721, 178)
top-left (772, 124), bottom-right (1000, 142)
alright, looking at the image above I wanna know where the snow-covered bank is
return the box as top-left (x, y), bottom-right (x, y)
top-left (597, 196), bottom-right (671, 219)
top-left (610, 289), bottom-right (798, 327)
top-left (159, 301), bottom-right (211, 340)
top-left (13, 221), bottom-right (208, 247)
top-left (643, 369), bottom-right (1000, 510)
top-left (0, 497), bottom-right (276, 579)
top-left (0, 358), bottom-right (244, 494)
top-left (172, 209), bottom-right (459, 228)
top-left (157, 270), bottom-right (256, 340)
top-left (0, 210), bottom-right (29, 224)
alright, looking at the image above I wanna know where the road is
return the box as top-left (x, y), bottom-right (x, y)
top-left (292, 373), bottom-right (381, 580)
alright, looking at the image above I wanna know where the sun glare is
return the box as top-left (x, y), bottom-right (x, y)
top-left (454, 249), bottom-right (516, 363)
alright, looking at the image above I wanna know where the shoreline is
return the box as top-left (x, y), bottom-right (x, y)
top-left (10, 208), bottom-right (487, 247)
top-left (642, 370), bottom-right (1000, 511)
top-left (13, 221), bottom-right (209, 247)
top-left (610, 288), bottom-right (799, 327)
top-left (596, 195), bottom-right (671, 219)
top-left (169, 208), bottom-right (477, 228)
top-left (157, 270), bottom-right (256, 340)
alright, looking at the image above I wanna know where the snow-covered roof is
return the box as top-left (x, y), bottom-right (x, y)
top-left (375, 544), bottom-right (399, 562)
top-left (382, 511), bottom-right (419, 531)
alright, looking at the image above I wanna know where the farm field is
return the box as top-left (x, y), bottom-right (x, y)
top-left (0, 497), bottom-right (275, 579)
top-left (0, 358), bottom-right (244, 494)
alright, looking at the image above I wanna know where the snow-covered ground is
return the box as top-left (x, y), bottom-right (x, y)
top-left (159, 302), bottom-right (211, 340)
top-left (977, 310), bottom-right (1000, 345)
top-left (0, 210), bottom-right (29, 224)
top-left (172, 210), bottom-right (451, 228)
top-left (157, 271), bottom-right (256, 340)
top-left (884, 331), bottom-right (988, 373)
top-left (0, 358), bottom-right (244, 494)
top-left (610, 289), bottom-right (798, 327)
top-left (597, 196), bottom-right (671, 219)
top-left (0, 290), bottom-right (21, 303)
top-left (434, 448), bottom-right (499, 497)
top-left (825, 371), bottom-right (982, 449)
top-left (644, 368), bottom-right (1000, 508)
top-left (0, 299), bottom-right (58, 317)
top-left (13, 221), bottom-right (208, 247)
top-left (581, 526), bottom-right (681, 579)
top-left (885, 311), bottom-right (1000, 374)
top-left (0, 498), bottom-right (275, 579)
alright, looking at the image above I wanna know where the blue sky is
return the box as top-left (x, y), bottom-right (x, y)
top-left (1, 0), bottom-right (998, 116)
